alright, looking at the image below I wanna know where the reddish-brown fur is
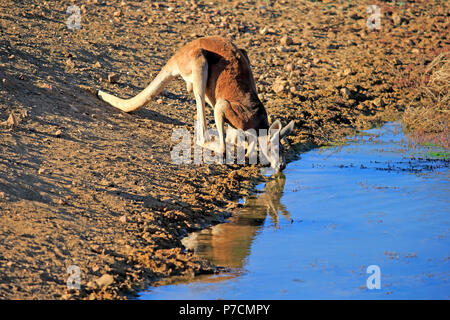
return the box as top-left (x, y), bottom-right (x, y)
top-left (173, 36), bottom-right (269, 131)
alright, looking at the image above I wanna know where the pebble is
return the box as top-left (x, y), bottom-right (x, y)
top-left (54, 129), bottom-right (62, 137)
top-left (343, 68), bottom-right (352, 76)
top-left (272, 79), bottom-right (288, 95)
top-left (38, 167), bottom-right (52, 175)
top-left (280, 35), bottom-right (293, 46)
top-left (259, 27), bottom-right (268, 35)
top-left (65, 58), bottom-right (75, 69)
top-left (2, 113), bottom-right (18, 127)
top-left (392, 13), bottom-right (402, 26)
top-left (95, 274), bottom-right (114, 288)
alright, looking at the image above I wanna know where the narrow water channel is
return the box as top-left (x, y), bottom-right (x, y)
top-left (139, 122), bottom-right (449, 299)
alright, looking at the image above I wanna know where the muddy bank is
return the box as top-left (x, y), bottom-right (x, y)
top-left (0, 0), bottom-right (448, 299)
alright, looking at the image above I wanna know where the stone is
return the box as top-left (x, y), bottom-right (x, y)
top-left (95, 274), bottom-right (114, 288)
top-left (54, 129), bottom-right (62, 137)
top-left (280, 35), bottom-right (293, 46)
top-left (2, 113), bottom-right (17, 127)
top-left (259, 27), bottom-right (268, 35)
top-left (343, 68), bottom-right (352, 76)
top-left (392, 13), bottom-right (402, 26)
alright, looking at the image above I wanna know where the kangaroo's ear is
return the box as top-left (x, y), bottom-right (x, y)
top-left (238, 48), bottom-right (251, 65)
top-left (268, 119), bottom-right (281, 144)
top-left (269, 119), bottom-right (282, 132)
top-left (280, 120), bottom-right (295, 140)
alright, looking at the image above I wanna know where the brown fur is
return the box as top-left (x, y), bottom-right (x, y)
top-left (173, 36), bottom-right (269, 131)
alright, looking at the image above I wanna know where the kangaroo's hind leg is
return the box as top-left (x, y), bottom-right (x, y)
top-left (202, 98), bottom-right (229, 155)
top-left (187, 49), bottom-right (210, 146)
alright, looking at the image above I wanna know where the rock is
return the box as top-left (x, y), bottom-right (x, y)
top-left (280, 35), bottom-right (293, 46)
top-left (54, 129), bottom-right (62, 137)
top-left (272, 79), bottom-right (288, 96)
top-left (108, 73), bottom-right (120, 83)
top-left (392, 13), bottom-right (402, 26)
top-left (38, 167), bottom-right (52, 175)
top-left (343, 68), bottom-right (352, 76)
top-left (93, 61), bottom-right (101, 68)
top-left (289, 85), bottom-right (300, 94)
top-left (95, 274), bottom-right (114, 288)
top-left (277, 46), bottom-right (289, 53)
top-left (272, 82), bottom-right (285, 95)
top-left (66, 58), bottom-right (75, 68)
top-left (259, 27), bottom-right (268, 35)
top-left (1, 113), bottom-right (18, 128)
top-left (119, 215), bottom-right (127, 223)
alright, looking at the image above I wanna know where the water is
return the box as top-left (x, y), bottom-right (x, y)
top-left (139, 122), bottom-right (449, 300)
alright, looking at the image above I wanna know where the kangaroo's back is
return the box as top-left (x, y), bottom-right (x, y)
top-left (177, 37), bottom-right (260, 107)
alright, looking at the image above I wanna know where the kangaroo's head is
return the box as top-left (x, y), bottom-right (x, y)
top-left (260, 120), bottom-right (295, 174)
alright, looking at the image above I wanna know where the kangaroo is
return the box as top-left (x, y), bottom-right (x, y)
top-left (96, 36), bottom-right (295, 172)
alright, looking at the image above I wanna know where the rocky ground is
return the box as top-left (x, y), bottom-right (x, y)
top-left (0, 0), bottom-right (448, 299)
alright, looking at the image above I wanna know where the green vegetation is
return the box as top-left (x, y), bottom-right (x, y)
top-left (426, 151), bottom-right (449, 160)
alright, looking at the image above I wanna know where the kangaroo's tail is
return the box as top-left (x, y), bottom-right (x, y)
top-left (97, 60), bottom-right (177, 113)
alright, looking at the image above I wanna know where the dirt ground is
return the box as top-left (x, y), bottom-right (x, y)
top-left (0, 0), bottom-right (448, 299)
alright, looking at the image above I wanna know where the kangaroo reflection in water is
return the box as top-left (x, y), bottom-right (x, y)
top-left (182, 174), bottom-right (290, 269)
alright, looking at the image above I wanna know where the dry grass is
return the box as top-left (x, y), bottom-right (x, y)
top-left (402, 52), bottom-right (449, 148)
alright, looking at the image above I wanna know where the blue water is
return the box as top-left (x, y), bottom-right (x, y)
top-left (139, 122), bottom-right (449, 300)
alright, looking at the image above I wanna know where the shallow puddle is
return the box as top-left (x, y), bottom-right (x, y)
top-left (139, 122), bottom-right (449, 299)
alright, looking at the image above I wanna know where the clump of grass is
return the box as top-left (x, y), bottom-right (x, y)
top-left (427, 151), bottom-right (449, 160)
top-left (402, 52), bottom-right (449, 148)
